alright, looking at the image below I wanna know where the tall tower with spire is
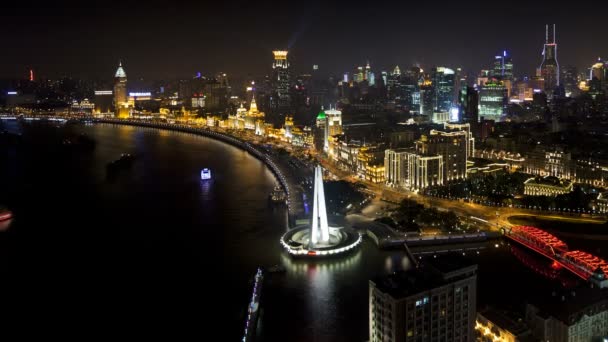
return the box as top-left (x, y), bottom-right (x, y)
top-left (310, 166), bottom-right (329, 246)
top-left (114, 62), bottom-right (129, 118)
top-left (540, 24), bottom-right (559, 94)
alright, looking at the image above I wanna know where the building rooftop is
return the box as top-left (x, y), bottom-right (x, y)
top-left (115, 62), bottom-right (127, 78)
top-left (478, 308), bottom-right (530, 337)
top-left (524, 176), bottom-right (571, 187)
top-left (528, 286), bottom-right (608, 326)
top-left (371, 255), bottom-right (477, 299)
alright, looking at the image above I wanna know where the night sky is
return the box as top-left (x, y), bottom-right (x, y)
top-left (1, 1), bottom-right (606, 81)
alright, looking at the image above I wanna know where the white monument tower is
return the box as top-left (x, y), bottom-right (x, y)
top-left (310, 166), bottom-right (330, 246)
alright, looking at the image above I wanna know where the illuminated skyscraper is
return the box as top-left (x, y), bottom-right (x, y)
top-left (492, 51), bottom-right (513, 80)
top-left (113, 62), bottom-right (129, 118)
top-left (479, 79), bottom-right (507, 121)
top-left (432, 67), bottom-right (455, 112)
top-left (540, 24), bottom-right (559, 94)
top-left (419, 77), bottom-right (434, 116)
top-left (272, 50), bottom-right (291, 110)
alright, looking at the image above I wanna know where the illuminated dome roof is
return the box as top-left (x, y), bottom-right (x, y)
top-left (115, 62), bottom-right (127, 78)
top-left (316, 110), bottom-right (326, 119)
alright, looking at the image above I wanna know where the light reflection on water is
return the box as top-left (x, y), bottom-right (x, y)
top-left (280, 249), bottom-right (363, 275)
top-left (199, 179), bottom-right (213, 199)
top-left (384, 254), bottom-right (412, 273)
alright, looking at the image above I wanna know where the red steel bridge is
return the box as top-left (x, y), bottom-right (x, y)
top-left (503, 225), bottom-right (608, 288)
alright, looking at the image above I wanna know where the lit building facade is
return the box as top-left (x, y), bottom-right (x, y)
top-left (70, 98), bottom-right (95, 115)
top-left (284, 115), bottom-right (294, 139)
top-left (523, 147), bottom-right (571, 179)
top-left (417, 130), bottom-right (468, 182)
top-left (540, 24), bottom-right (560, 94)
top-left (325, 108), bottom-right (343, 136)
top-left (523, 176), bottom-right (573, 197)
top-left (431, 111), bottom-right (450, 124)
top-left (370, 259), bottom-right (477, 342)
top-left (479, 79), bottom-right (507, 121)
top-left (315, 110), bottom-right (329, 152)
top-left (113, 62), bottom-right (130, 118)
top-left (492, 51), bottom-right (513, 80)
top-left (419, 80), bottom-right (434, 116)
top-left (357, 146), bottom-right (385, 183)
top-left (432, 67), bottom-right (455, 112)
top-left (444, 123), bottom-right (475, 158)
top-left (385, 148), bottom-right (416, 188)
top-left (384, 149), bottom-right (444, 191)
top-left (272, 50), bottom-right (291, 110)
top-left (475, 311), bottom-right (531, 342)
top-left (413, 155), bottom-right (444, 190)
top-left (244, 95), bottom-right (265, 134)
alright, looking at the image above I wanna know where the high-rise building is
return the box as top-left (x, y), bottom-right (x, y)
top-left (370, 257), bottom-right (477, 342)
top-left (432, 67), bottom-right (456, 112)
top-left (113, 62), bottom-right (129, 118)
top-left (202, 75), bottom-right (230, 111)
top-left (384, 148), bottom-right (444, 191)
top-left (325, 108), bottom-right (342, 136)
top-left (590, 58), bottom-right (606, 87)
top-left (385, 148), bottom-right (415, 188)
top-left (315, 109), bottom-right (329, 152)
top-left (540, 24), bottom-right (560, 94)
top-left (369, 72), bottom-right (376, 86)
top-left (560, 65), bottom-right (579, 97)
top-left (459, 86), bottom-right (479, 125)
top-left (479, 79), bottom-right (507, 121)
top-left (492, 51), bottom-right (513, 80)
top-left (355, 66), bottom-right (364, 83)
top-left (419, 78), bottom-right (434, 116)
top-left (384, 148), bottom-right (444, 190)
top-left (417, 129), bottom-right (468, 182)
top-left (444, 123), bottom-right (475, 158)
top-left (412, 155), bottom-right (444, 189)
top-left (272, 50), bottom-right (291, 111)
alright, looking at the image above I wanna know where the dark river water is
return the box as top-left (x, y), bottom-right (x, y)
top-left (0, 121), bottom-right (598, 341)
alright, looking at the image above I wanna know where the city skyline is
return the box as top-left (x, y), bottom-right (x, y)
top-left (1, 2), bottom-right (607, 80)
top-left (3, 2), bottom-right (608, 340)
